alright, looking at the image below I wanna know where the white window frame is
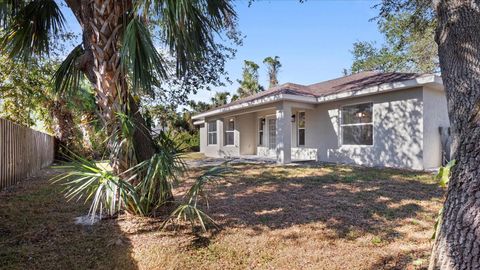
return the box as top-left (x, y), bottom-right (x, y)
top-left (207, 120), bottom-right (217, 145)
top-left (258, 117), bottom-right (265, 146)
top-left (224, 118), bottom-right (235, 146)
top-left (340, 102), bottom-right (374, 147)
top-left (267, 117), bottom-right (277, 150)
top-left (297, 111), bottom-right (306, 147)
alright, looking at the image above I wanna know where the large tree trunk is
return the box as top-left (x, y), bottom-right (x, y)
top-left (429, 1), bottom-right (480, 269)
top-left (66, 0), bottom-right (156, 173)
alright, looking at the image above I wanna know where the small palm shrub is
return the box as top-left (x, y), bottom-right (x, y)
top-left (53, 131), bottom-right (228, 230)
top-left (163, 164), bottom-right (230, 231)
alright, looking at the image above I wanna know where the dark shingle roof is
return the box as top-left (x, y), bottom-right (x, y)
top-left (307, 71), bottom-right (420, 96)
top-left (197, 71), bottom-right (426, 116)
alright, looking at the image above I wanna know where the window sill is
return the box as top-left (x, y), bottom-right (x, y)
top-left (340, 144), bottom-right (374, 148)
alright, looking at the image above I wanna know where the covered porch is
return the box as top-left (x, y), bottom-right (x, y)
top-left (197, 100), bottom-right (318, 164)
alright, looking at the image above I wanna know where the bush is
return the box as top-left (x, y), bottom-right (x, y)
top-left (173, 131), bottom-right (199, 152)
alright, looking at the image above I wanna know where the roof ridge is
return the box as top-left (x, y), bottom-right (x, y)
top-left (192, 72), bottom-right (432, 119)
top-left (307, 70), bottom-right (379, 88)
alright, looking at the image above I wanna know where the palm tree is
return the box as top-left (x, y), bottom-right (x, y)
top-left (0, 0), bottom-right (235, 173)
top-left (236, 60), bottom-right (264, 98)
top-left (0, 1), bottom-right (236, 220)
top-left (263, 56), bottom-right (281, 88)
top-left (211, 91), bottom-right (230, 107)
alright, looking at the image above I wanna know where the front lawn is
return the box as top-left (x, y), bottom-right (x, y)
top-left (0, 162), bottom-right (443, 269)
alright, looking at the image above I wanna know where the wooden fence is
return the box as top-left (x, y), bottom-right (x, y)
top-left (0, 118), bottom-right (55, 190)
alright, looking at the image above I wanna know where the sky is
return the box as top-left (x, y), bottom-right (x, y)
top-left (197, 0), bottom-right (383, 103)
top-left (61, 0), bottom-right (384, 104)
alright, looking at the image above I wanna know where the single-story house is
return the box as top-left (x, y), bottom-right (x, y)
top-left (192, 71), bottom-right (449, 170)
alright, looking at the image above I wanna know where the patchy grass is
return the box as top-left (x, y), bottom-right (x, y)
top-left (181, 152), bottom-right (206, 161)
top-left (0, 163), bottom-right (443, 270)
top-left (0, 169), bottom-right (136, 270)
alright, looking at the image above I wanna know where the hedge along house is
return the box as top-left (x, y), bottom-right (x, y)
top-left (192, 71), bottom-right (448, 170)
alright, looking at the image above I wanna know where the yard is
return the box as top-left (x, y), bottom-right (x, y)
top-left (0, 156), bottom-right (443, 270)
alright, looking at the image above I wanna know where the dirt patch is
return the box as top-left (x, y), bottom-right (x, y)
top-left (0, 164), bottom-right (443, 269)
top-left (0, 169), bottom-right (136, 270)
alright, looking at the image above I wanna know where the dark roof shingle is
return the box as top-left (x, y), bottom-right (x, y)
top-left (197, 71), bottom-right (426, 116)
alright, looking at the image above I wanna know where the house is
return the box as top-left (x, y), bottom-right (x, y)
top-left (192, 71), bottom-right (449, 170)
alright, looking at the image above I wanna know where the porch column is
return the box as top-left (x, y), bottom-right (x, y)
top-left (276, 102), bottom-right (292, 164)
top-left (217, 119), bottom-right (224, 157)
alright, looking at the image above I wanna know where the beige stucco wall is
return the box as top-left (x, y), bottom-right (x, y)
top-left (201, 119), bottom-right (222, 157)
top-left (199, 113), bottom-right (259, 158)
top-left (198, 86), bottom-right (448, 170)
top-left (315, 87), bottom-right (425, 170)
top-left (199, 124), bottom-right (207, 153)
top-left (422, 86), bottom-right (450, 169)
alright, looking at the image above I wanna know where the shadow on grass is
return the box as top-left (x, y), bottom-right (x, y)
top-left (0, 168), bottom-right (138, 270)
top-left (369, 248), bottom-right (430, 270)
top-left (203, 163), bottom-right (442, 241)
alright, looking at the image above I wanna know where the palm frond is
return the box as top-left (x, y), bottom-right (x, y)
top-left (0, 0), bottom-right (24, 27)
top-left (54, 44), bottom-right (85, 96)
top-left (124, 130), bottom-right (187, 215)
top-left (0, 0), bottom-right (65, 60)
top-left (52, 150), bottom-right (141, 221)
top-left (121, 17), bottom-right (167, 97)
top-left (162, 162), bottom-right (231, 231)
top-left (149, 0), bottom-right (236, 76)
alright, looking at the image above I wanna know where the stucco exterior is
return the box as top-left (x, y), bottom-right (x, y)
top-left (422, 86), bottom-right (450, 168)
top-left (195, 75), bottom-right (448, 170)
top-left (320, 87), bottom-right (424, 169)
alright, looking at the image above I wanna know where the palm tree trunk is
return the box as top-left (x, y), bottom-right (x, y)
top-left (429, 1), bottom-right (480, 269)
top-left (66, 0), bottom-right (156, 172)
top-left (88, 0), bottom-right (130, 172)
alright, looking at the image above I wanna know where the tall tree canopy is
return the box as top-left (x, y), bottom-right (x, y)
top-left (263, 56), bottom-right (281, 88)
top-left (210, 91), bottom-right (231, 107)
top-left (0, 36), bottom-right (99, 155)
top-left (349, 5), bottom-right (438, 74)
top-left (0, 0), bottom-right (237, 172)
top-left (0, 0), bottom-right (239, 219)
top-left (236, 60), bottom-right (264, 98)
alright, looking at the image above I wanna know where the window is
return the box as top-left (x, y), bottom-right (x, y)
top-left (341, 103), bottom-right (373, 145)
top-left (224, 118), bottom-right (235, 146)
top-left (268, 119), bottom-right (276, 149)
top-left (258, 118), bottom-right (265, 146)
top-left (297, 112), bottom-right (306, 146)
top-left (207, 121), bottom-right (217, 145)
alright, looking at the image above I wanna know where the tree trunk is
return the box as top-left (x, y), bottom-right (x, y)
top-left (64, 0), bottom-right (174, 207)
top-left (66, 0), bottom-right (156, 172)
top-left (430, 1), bottom-right (480, 269)
top-left (50, 99), bottom-right (79, 152)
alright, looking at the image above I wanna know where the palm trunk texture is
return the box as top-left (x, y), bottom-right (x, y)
top-left (65, 0), bottom-right (156, 174)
